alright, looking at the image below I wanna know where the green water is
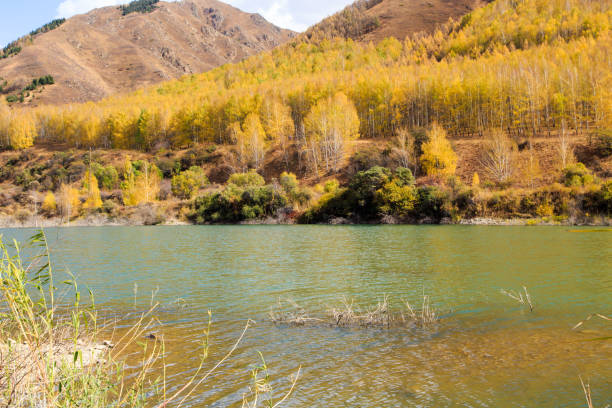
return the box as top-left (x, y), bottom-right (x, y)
top-left (1, 226), bottom-right (610, 407)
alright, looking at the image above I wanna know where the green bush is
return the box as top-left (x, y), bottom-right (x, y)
top-left (561, 163), bottom-right (595, 187)
top-left (190, 181), bottom-right (287, 223)
top-left (349, 166), bottom-right (392, 219)
top-left (414, 186), bottom-right (449, 221)
top-left (376, 180), bottom-right (417, 217)
top-left (171, 166), bottom-right (209, 199)
top-left (92, 163), bottom-right (119, 190)
top-left (585, 180), bottom-right (612, 215)
top-left (298, 187), bottom-right (353, 224)
top-left (598, 181), bottom-right (612, 214)
top-left (394, 167), bottom-right (416, 187)
top-left (453, 188), bottom-right (477, 218)
top-left (280, 172), bottom-right (311, 206)
top-left (228, 171), bottom-right (265, 188)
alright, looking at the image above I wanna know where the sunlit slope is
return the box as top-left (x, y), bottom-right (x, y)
top-left (302, 0), bottom-right (489, 44)
top-left (0, 0), bottom-right (294, 105)
top-left (1, 0), bottom-right (610, 153)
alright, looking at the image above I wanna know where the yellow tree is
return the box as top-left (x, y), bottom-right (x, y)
top-left (228, 121), bottom-right (249, 172)
top-left (420, 123), bottom-right (457, 177)
top-left (82, 169), bottom-right (103, 210)
top-left (121, 159), bottom-right (161, 206)
top-left (472, 172), bottom-right (480, 188)
top-left (7, 114), bottom-right (36, 149)
top-left (41, 191), bottom-right (57, 215)
top-left (260, 98), bottom-right (295, 167)
top-left (78, 112), bottom-right (101, 148)
top-left (304, 92), bottom-right (359, 174)
top-left (241, 113), bottom-right (266, 170)
top-left (0, 98), bottom-right (10, 148)
top-left (57, 184), bottom-right (80, 219)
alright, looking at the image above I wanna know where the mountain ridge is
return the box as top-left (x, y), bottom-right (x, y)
top-left (303, 0), bottom-right (489, 43)
top-left (0, 0), bottom-right (295, 105)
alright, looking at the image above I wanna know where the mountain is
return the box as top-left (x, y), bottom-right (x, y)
top-left (0, 0), bottom-right (294, 105)
top-left (303, 0), bottom-right (489, 43)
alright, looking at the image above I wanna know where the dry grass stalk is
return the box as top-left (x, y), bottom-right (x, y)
top-left (501, 286), bottom-right (534, 311)
top-left (580, 376), bottom-right (610, 408)
top-left (572, 313), bottom-right (612, 330)
top-left (270, 295), bottom-right (440, 329)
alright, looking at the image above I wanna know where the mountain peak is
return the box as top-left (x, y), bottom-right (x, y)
top-left (0, 0), bottom-right (294, 105)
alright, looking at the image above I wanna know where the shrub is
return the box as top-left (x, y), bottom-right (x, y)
top-left (228, 171), bottom-right (265, 188)
top-left (298, 187), bottom-right (352, 224)
top-left (323, 179), bottom-right (340, 194)
top-left (415, 186), bottom-right (449, 221)
top-left (280, 172), bottom-right (311, 206)
top-left (585, 180), bottom-right (612, 215)
top-left (561, 163), bottom-right (594, 187)
top-left (536, 201), bottom-right (555, 217)
top-left (394, 167), bottom-right (415, 187)
top-left (376, 180), bottom-right (417, 217)
top-left (121, 160), bottom-right (161, 206)
top-left (190, 181), bottom-right (287, 224)
top-left (348, 148), bottom-right (383, 175)
top-left (595, 130), bottom-right (612, 157)
top-left (41, 191), bottom-right (57, 214)
top-left (171, 166), bottom-right (209, 199)
top-left (156, 157), bottom-right (180, 178)
top-left (14, 209), bottom-right (31, 223)
top-left (599, 181), bottom-right (612, 215)
top-left (349, 166), bottom-right (392, 219)
top-left (91, 163), bottom-right (119, 190)
top-left (453, 189), bottom-right (477, 218)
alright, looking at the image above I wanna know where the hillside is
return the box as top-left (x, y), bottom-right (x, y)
top-left (0, 0), bottom-right (294, 105)
top-left (0, 0), bottom-right (611, 226)
top-left (303, 0), bottom-right (489, 43)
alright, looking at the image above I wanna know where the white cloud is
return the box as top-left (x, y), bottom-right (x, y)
top-left (256, 0), bottom-right (308, 32)
top-left (56, 0), bottom-right (124, 18)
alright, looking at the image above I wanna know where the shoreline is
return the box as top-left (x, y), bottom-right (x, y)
top-left (1, 215), bottom-right (610, 229)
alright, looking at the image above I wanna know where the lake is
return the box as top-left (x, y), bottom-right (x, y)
top-left (1, 226), bottom-right (610, 407)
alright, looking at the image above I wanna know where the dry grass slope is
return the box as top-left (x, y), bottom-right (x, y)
top-left (0, 0), bottom-right (294, 105)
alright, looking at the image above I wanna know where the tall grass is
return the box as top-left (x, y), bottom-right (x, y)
top-left (0, 232), bottom-right (298, 407)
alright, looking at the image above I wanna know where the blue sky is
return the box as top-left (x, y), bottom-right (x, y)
top-left (1, 0), bottom-right (355, 47)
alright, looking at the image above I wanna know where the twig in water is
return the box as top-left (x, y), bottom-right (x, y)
top-left (580, 376), bottom-right (610, 408)
top-left (501, 286), bottom-right (534, 311)
top-left (573, 314), bottom-right (612, 330)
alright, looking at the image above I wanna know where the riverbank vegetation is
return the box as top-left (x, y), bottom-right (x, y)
top-left (0, 0), bottom-right (611, 225)
top-left (0, 233), bottom-right (299, 406)
top-left (0, 139), bottom-right (610, 225)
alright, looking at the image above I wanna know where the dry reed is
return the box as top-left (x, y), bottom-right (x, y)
top-left (270, 294), bottom-right (440, 329)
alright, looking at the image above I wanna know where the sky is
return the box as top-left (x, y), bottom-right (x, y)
top-left (0, 0), bottom-right (356, 47)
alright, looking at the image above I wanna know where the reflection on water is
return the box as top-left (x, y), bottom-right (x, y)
top-left (1, 226), bottom-right (610, 407)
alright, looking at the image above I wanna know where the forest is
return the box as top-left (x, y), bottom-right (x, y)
top-left (119, 0), bottom-right (160, 15)
top-left (0, 0), bottom-right (610, 224)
